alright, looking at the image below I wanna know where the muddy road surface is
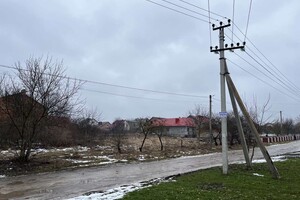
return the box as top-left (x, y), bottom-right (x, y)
top-left (1, 141), bottom-right (299, 199)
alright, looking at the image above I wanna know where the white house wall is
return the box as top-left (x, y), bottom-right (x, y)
top-left (166, 127), bottom-right (194, 137)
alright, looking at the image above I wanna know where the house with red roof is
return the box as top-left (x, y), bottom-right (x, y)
top-left (151, 117), bottom-right (196, 137)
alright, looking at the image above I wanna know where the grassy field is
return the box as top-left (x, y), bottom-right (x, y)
top-left (123, 159), bottom-right (300, 200)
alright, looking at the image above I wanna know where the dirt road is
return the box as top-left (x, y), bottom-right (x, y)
top-left (1, 141), bottom-right (299, 200)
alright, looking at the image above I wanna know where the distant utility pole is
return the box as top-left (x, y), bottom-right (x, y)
top-left (280, 111), bottom-right (283, 135)
top-left (209, 95), bottom-right (213, 148)
top-left (210, 20), bottom-right (245, 175)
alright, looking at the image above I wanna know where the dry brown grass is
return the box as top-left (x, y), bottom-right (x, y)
top-left (0, 134), bottom-right (223, 176)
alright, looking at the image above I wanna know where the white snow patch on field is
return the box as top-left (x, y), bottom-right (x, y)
top-left (66, 159), bottom-right (92, 164)
top-left (0, 146), bottom-right (91, 157)
top-left (138, 155), bottom-right (145, 161)
top-left (253, 173), bottom-right (264, 177)
top-left (0, 175), bottom-right (5, 178)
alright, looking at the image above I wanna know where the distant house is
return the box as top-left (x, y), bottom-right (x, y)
top-left (151, 117), bottom-right (195, 137)
top-left (188, 115), bottom-right (210, 125)
top-left (0, 90), bottom-right (44, 121)
top-left (112, 119), bottom-right (130, 132)
top-left (98, 121), bottom-right (112, 132)
top-left (126, 120), bottom-right (140, 132)
top-left (85, 118), bottom-right (99, 126)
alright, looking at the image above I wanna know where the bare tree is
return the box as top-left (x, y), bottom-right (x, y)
top-left (151, 118), bottom-right (166, 151)
top-left (0, 57), bottom-right (82, 162)
top-left (137, 118), bottom-right (153, 152)
top-left (111, 119), bottom-right (128, 154)
top-left (189, 105), bottom-right (209, 142)
top-left (245, 95), bottom-right (272, 161)
top-left (73, 108), bottom-right (102, 145)
top-left (282, 118), bottom-right (294, 135)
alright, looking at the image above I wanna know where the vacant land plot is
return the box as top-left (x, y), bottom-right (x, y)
top-left (0, 134), bottom-right (223, 176)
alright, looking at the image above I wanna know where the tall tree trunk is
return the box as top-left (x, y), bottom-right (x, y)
top-left (139, 133), bottom-right (148, 152)
top-left (158, 135), bottom-right (163, 151)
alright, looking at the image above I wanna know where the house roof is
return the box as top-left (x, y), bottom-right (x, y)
top-left (188, 115), bottom-right (210, 123)
top-left (152, 117), bottom-right (195, 127)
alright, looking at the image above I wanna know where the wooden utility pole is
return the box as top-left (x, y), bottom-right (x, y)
top-left (211, 20), bottom-right (245, 174)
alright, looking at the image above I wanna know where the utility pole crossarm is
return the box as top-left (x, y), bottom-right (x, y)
top-left (210, 21), bottom-right (245, 53)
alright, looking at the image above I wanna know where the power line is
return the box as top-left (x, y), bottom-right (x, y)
top-left (143, 1), bottom-right (300, 103)
top-left (226, 25), bottom-right (300, 95)
top-left (178, 0), bottom-right (227, 20)
top-left (230, 54), bottom-right (300, 101)
top-left (231, 0), bottom-right (235, 44)
top-left (245, 37), bottom-right (300, 92)
top-left (245, 46), bottom-right (300, 93)
top-left (160, 0), bottom-right (219, 21)
top-left (244, 0), bottom-right (253, 41)
top-left (244, 51), bottom-right (300, 96)
top-left (233, 52), bottom-right (294, 95)
top-left (207, 0), bottom-right (212, 46)
top-left (229, 22), bottom-right (300, 93)
top-left (0, 64), bottom-right (208, 98)
top-left (144, 0), bottom-right (209, 23)
top-left (82, 88), bottom-right (207, 103)
top-left (153, 0), bottom-right (299, 98)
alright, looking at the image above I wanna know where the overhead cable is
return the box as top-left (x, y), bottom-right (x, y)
top-left (144, 0), bottom-right (210, 23)
top-left (227, 59), bottom-right (299, 101)
top-left (0, 64), bottom-right (207, 98)
top-left (244, 0), bottom-right (253, 41)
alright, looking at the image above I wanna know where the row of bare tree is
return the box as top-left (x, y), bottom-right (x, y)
top-left (1, 57), bottom-right (299, 162)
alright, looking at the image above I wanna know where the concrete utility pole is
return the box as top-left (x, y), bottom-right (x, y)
top-left (209, 95), bottom-right (213, 148)
top-left (280, 111), bottom-right (283, 135)
top-left (225, 74), bottom-right (280, 179)
top-left (211, 20), bottom-right (245, 175)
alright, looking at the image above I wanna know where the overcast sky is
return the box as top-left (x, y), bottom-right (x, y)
top-left (0, 0), bottom-right (299, 122)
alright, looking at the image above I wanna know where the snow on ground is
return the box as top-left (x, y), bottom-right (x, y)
top-left (138, 155), bottom-right (145, 161)
top-left (0, 146), bottom-right (91, 158)
top-left (68, 155), bottom-right (288, 200)
top-left (0, 175), bottom-right (5, 178)
top-left (68, 177), bottom-right (175, 200)
top-left (234, 156), bottom-right (287, 164)
top-left (253, 173), bottom-right (264, 177)
top-left (66, 159), bottom-right (93, 164)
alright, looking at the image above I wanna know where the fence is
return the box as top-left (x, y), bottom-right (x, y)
top-left (261, 134), bottom-right (300, 143)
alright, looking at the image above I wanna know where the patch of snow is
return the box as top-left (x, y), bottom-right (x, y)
top-left (234, 156), bottom-right (287, 164)
top-left (138, 155), bottom-right (145, 161)
top-left (253, 173), bottom-right (264, 177)
top-left (0, 175), bottom-right (5, 178)
top-left (252, 156), bottom-right (286, 164)
top-left (66, 159), bottom-right (92, 164)
top-left (31, 146), bottom-right (90, 155)
top-left (68, 177), bottom-right (175, 200)
top-left (76, 147), bottom-right (90, 152)
top-left (0, 150), bottom-right (17, 157)
top-left (180, 152), bottom-right (219, 159)
top-left (94, 145), bottom-right (112, 150)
